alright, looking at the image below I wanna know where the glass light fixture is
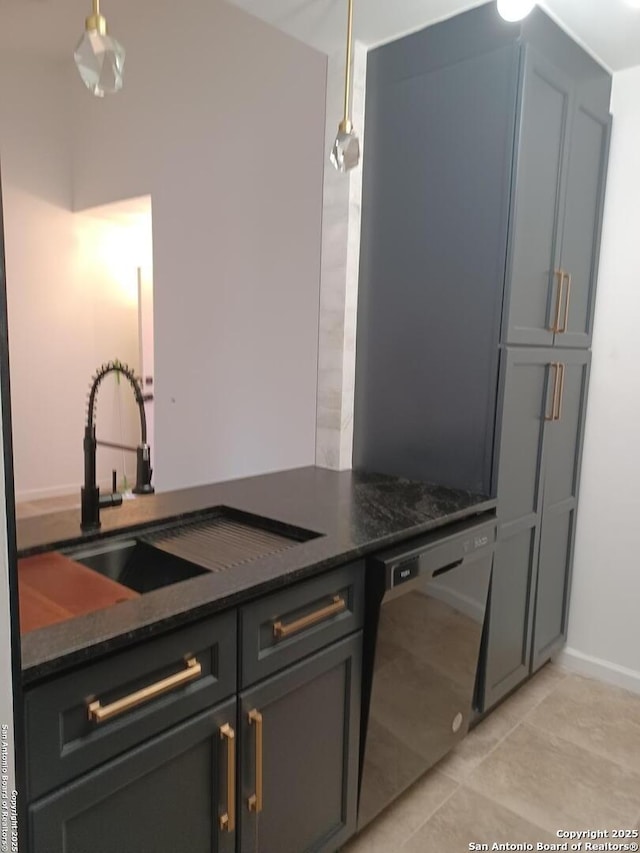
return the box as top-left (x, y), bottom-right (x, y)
top-left (497, 0), bottom-right (536, 22)
top-left (74, 0), bottom-right (125, 97)
top-left (330, 0), bottom-right (360, 173)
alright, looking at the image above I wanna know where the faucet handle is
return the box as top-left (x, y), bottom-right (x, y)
top-left (133, 445), bottom-right (154, 495)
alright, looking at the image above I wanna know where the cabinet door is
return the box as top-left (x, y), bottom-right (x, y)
top-left (482, 522), bottom-right (539, 710)
top-left (239, 634), bottom-right (361, 853)
top-left (481, 348), bottom-right (556, 710)
top-left (495, 348), bottom-right (554, 527)
top-left (504, 47), bottom-right (572, 347)
top-left (531, 351), bottom-right (590, 669)
top-left (555, 103), bottom-right (611, 349)
top-left (30, 700), bottom-right (237, 853)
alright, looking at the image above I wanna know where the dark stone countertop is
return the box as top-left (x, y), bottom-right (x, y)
top-left (18, 467), bottom-right (496, 684)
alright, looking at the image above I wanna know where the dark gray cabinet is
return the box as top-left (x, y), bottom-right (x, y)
top-left (354, 3), bottom-right (610, 716)
top-left (355, 4), bottom-right (610, 494)
top-left (29, 700), bottom-right (237, 853)
top-left (482, 348), bottom-right (590, 708)
top-left (554, 94), bottom-right (611, 349)
top-left (504, 47), bottom-right (610, 350)
top-left (482, 349), bottom-right (550, 705)
top-left (25, 566), bottom-right (365, 853)
top-left (504, 48), bottom-right (572, 348)
top-left (25, 611), bottom-right (237, 800)
top-left (239, 634), bottom-right (362, 853)
top-left (531, 350), bottom-right (590, 669)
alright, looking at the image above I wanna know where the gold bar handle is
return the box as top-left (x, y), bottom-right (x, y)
top-left (219, 724), bottom-right (236, 832)
top-left (273, 595), bottom-right (346, 640)
top-left (556, 363), bottom-right (566, 421)
top-left (248, 709), bottom-right (263, 814)
top-left (545, 363), bottom-right (560, 421)
top-left (550, 270), bottom-right (565, 333)
top-left (87, 657), bottom-right (202, 724)
top-left (558, 272), bottom-right (572, 333)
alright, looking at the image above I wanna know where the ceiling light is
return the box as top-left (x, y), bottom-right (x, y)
top-left (497, 0), bottom-right (536, 22)
top-left (74, 0), bottom-right (125, 97)
top-left (330, 0), bottom-right (360, 173)
top-left (625, 0), bottom-right (640, 8)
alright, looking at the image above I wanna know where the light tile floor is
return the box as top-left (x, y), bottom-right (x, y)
top-left (346, 664), bottom-right (640, 852)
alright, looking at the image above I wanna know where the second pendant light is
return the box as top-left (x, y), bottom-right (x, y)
top-left (330, 0), bottom-right (360, 173)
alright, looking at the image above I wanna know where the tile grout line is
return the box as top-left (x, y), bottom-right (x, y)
top-left (503, 666), bottom-right (568, 711)
top-left (369, 670), bottom-right (575, 850)
top-left (457, 675), bottom-right (569, 780)
top-left (457, 726), bottom-right (554, 840)
top-left (467, 719), bottom-right (640, 838)
top-left (438, 676), bottom-right (572, 838)
top-left (458, 779), bottom-right (555, 839)
top-left (395, 781), bottom-right (462, 852)
top-left (523, 713), bottom-right (640, 779)
top-left (436, 672), bottom-right (569, 788)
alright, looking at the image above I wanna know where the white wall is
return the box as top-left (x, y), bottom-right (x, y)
top-left (70, 0), bottom-right (327, 491)
top-left (561, 66), bottom-right (640, 694)
top-left (0, 56), bottom-right (146, 501)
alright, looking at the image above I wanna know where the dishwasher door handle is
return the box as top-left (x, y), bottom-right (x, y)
top-left (432, 558), bottom-right (464, 578)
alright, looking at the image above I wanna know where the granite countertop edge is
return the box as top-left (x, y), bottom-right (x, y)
top-left (18, 467), bottom-right (497, 685)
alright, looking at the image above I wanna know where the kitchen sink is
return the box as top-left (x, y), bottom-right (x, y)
top-left (68, 538), bottom-right (208, 594)
top-left (65, 506), bottom-right (321, 594)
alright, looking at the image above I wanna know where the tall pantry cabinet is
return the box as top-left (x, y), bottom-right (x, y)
top-left (353, 3), bottom-right (611, 710)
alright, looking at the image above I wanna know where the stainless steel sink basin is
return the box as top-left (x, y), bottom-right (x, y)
top-left (65, 507), bottom-right (321, 594)
top-left (67, 539), bottom-right (208, 593)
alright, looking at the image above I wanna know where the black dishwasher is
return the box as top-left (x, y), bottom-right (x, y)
top-left (358, 513), bottom-right (496, 829)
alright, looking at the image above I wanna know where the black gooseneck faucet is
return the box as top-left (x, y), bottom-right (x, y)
top-left (81, 361), bottom-right (154, 531)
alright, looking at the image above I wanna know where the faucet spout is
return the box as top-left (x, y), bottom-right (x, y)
top-left (81, 361), bottom-right (154, 531)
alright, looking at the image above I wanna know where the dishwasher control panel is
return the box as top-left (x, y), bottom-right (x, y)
top-left (392, 561), bottom-right (419, 587)
top-left (375, 514), bottom-right (497, 591)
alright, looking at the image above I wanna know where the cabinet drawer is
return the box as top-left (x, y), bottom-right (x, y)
top-left (240, 562), bottom-right (364, 687)
top-left (30, 700), bottom-right (237, 853)
top-left (25, 610), bottom-right (236, 799)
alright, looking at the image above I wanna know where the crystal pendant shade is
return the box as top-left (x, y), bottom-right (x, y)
top-left (496, 0), bottom-right (536, 22)
top-left (75, 29), bottom-right (125, 97)
top-left (330, 127), bottom-right (360, 173)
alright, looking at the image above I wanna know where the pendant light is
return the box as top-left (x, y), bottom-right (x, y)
top-left (497, 0), bottom-right (536, 22)
top-left (74, 0), bottom-right (125, 97)
top-left (330, 0), bottom-right (360, 173)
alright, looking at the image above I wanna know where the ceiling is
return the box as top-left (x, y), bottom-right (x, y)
top-left (226, 0), bottom-right (640, 72)
top-left (0, 0), bottom-right (639, 72)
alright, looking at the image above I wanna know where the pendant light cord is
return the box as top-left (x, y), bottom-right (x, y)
top-left (343, 0), bottom-right (354, 125)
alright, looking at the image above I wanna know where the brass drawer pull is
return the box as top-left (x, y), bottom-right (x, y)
top-left (273, 595), bottom-right (347, 640)
top-left (87, 657), bottom-right (202, 724)
top-left (550, 270), bottom-right (565, 332)
top-left (219, 723), bottom-right (236, 832)
top-left (248, 709), bottom-right (263, 814)
top-left (545, 363), bottom-right (560, 421)
top-left (556, 363), bottom-right (566, 421)
top-left (558, 272), bottom-right (572, 333)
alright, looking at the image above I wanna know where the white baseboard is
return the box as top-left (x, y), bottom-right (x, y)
top-left (555, 647), bottom-right (640, 696)
top-left (15, 479), bottom-right (116, 504)
top-left (15, 483), bottom-right (80, 503)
